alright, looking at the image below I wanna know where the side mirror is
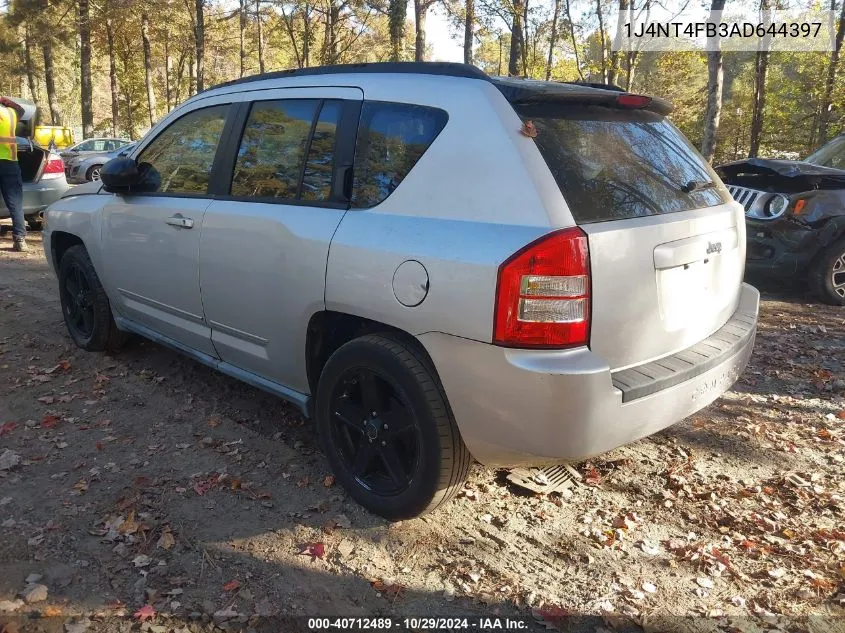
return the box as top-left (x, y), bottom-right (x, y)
top-left (100, 157), bottom-right (141, 192)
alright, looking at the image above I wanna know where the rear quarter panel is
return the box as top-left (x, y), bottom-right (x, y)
top-left (325, 78), bottom-right (568, 343)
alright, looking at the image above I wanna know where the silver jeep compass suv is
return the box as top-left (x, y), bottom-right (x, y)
top-left (42, 63), bottom-right (759, 519)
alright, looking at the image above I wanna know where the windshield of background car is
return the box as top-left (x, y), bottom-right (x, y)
top-left (805, 136), bottom-right (845, 170)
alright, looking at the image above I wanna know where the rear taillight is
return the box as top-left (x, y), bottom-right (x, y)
top-left (493, 227), bottom-right (590, 348)
top-left (42, 153), bottom-right (64, 178)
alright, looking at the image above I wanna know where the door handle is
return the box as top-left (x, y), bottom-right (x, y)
top-left (165, 214), bottom-right (194, 229)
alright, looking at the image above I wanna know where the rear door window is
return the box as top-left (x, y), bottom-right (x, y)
top-left (230, 99), bottom-right (344, 203)
top-left (351, 102), bottom-right (447, 208)
top-left (517, 104), bottom-right (730, 224)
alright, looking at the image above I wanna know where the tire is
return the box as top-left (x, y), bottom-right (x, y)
top-left (58, 245), bottom-right (128, 352)
top-left (315, 333), bottom-right (471, 520)
top-left (810, 238), bottom-right (845, 306)
top-left (86, 164), bottom-right (103, 182)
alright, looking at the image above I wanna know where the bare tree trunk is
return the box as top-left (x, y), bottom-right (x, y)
top-left (120, 40), bottom-right (135, 140)
top-left (256, 0), bottom-right (266, 73)
top-left (749, 49), bottom-right (769, 157)
top-left (141, 12), bottom-right (157, 127)
top-left (239, 0), bottom-right (247, 76)
top-left (595, 0), bottom-right (607, 82)
top-left (545, 0), bottom-right (560, 79)
top-left (463, 0), bottom-right (474, 63)
top-left (497, 34), bottom-right (502, 75)
top-left (195, 0), bottom-right (205, 92)
top-left (23, 25), bottom-right (40, 104)
top-left (522, 0), bottom-right (529, 74)
top-left (79, 0), bottom-right (93, 137)
top-left (188, 52), bottom-right (196, 96)
top-left (625, 50), bottom-right (637, 89)
top-left (303, 4), bottom-right (311, 67)
top-left (106, 18), bottom-right (120, 137)
top-left (414, 0), bottom-right (429, 61)
top-left (164, 35), bottom-right (173, 111)
top-left (389, 0), bottom-right (405, 61)
top-left (42, 42), bottom-right (60, 124)
top-left (508, 0), bottom-right (525, 75)
top-left (818, 0), bottom-right (845, 144)
top-left (701, 0), bottom-right (726, 163)
top-left (564, 0), bottom-right (583, 80)
top-left (608, 0), bottom-right (628, 86)
top-left (323, 0), bottom-right (339, 64)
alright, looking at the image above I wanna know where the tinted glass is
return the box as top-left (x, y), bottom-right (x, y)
top-left (518, 104), bottom-right (730, 224)
top-left (136, 104), bottom-right (229, 194)
top-left (75, 141), bottom-right (93, 151)
top-left (806, 136), bottom-right (845, 170)
top-left (231, 100), bottom-right (318, 199)
top-left (301, 101), bottom-right (342, 201)
top-left (352, 102), bottom-right (447, 208)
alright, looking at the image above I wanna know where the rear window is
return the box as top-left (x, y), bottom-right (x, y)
top-left (518, 104), bottom-right (730, 224)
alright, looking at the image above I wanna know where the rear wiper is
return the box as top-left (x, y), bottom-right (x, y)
top-left (681, 179), bottom-right (717, 193)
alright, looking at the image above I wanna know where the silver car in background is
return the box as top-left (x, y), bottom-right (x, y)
top-left (65, 142), bottom-right (138, 184)
top-left (0, 140), bottom-right (69, 232)
top-left (42, 63), bottom-right (759, 519)
top-left (59, 137), bottom-right (130, 163)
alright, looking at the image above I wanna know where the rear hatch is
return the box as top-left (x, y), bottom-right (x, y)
top-left (514, 93), bottom-right (743, 370)
top-left (2, 96), bottom-right (49, 183)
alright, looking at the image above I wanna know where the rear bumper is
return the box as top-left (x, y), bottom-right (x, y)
top-left (0, 178), bottom-right (69, 218)
top-left (419, 283), bottom-right (759, 467)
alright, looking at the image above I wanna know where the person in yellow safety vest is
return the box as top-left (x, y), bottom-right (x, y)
top-left (0, 96), bottom-right (27, 252)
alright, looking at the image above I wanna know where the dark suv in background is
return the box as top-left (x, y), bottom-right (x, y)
top-left (717, 134), bottom-right (845, 305)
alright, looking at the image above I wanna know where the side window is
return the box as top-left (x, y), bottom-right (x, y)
top-left (231, 100), bottom-right (318, 200)
top-left (91, 140), bottom-right (108, 152)
top-left (136, 104), bottom-right (230, 195)
top-left (351, 102), bottom-right (447, 209)
top-left (301, 101), bottom-right (342, 202)
top-left (76, 141), bottom-right (93, 151)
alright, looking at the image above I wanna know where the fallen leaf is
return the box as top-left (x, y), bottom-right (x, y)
top-left (207, 415), bottom-right (221, 428)
top-left (584, 466), bottom-right (601, 487)
top-left (42, 606), bottom-right (63, 617)
top-left (696, 577), bottom-right (714, 588)
top-left (0, 422), bottom-right (17, 436)
top-left (520, 120), bottom-right (538, 138)
top-left (96, 441), bottom-right (104, 451)
top-left (300, 542), bottom-right (325, 560)
top-left (223, 579), bottom-right (241, 592)
top-left (157, 530), bottom-right (175, 550)
top-left (837, 410), bottom-right (845, 420)
top-left (37, 396), bottom-right (55, 404)
top-left (371, 579), bottom-right (406, 600)
top-left (41, 415), bottom-right (60, 429)
top-left (642, 582), bottom-right (657, 593)
top-left (132, 554), bottom-right (151, 568)
top-left (768, 567), bottom-right (788, 580)
top-left (133, 604), bottom-right (156, 621)
top-left (323, 475), bottom-right (335, 487)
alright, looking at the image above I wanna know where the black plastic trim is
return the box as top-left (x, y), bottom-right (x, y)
top-left (611, 310), bottom-right (756, 403)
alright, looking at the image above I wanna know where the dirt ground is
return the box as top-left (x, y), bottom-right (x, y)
top-left (1, 228), bottom-right (844, 633)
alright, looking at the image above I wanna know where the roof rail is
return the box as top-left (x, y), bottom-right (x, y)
top-left (206, 62), bottom-right (490, 92)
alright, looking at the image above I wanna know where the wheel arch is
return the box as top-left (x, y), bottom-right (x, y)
top-left (50, 231), bottom-right (86, 275)
top-left (305, 310), bottom-right (439, 397)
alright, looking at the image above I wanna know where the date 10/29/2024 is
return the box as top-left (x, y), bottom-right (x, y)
top-left (308, 617), bottom-right (530, 630)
